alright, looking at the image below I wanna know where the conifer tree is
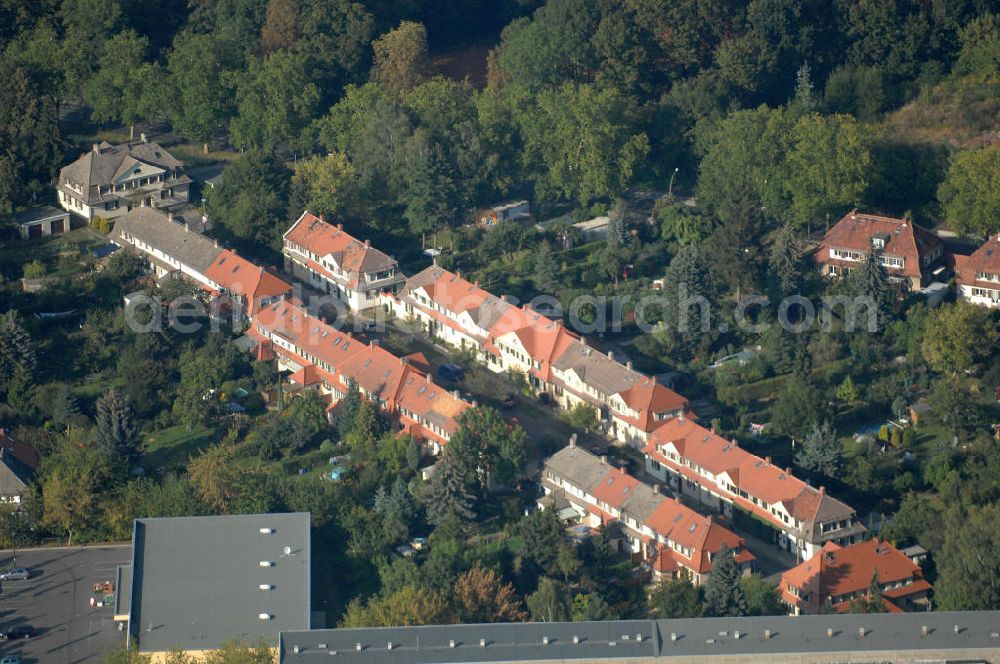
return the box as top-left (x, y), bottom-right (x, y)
top-left (534, 240), bottom-right (559, 293)
top-left (850, 247), bottom-right (892, 333)
top-left (426, 448), bottom-right (475, 532)
top-left (703, 546), bottom-right (748, 617)
top-left (94, 389), bottom-right (141, 461)
top-left (795, 420), bottom-right (842, 477)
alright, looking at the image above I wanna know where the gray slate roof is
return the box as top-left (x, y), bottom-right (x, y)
top-left (128, 512), bottom-right (311, 653)
top-left (59, 140), bottom-right (187, 205)
top-left (0, 449), bottom-right (32, 498)
top-left (279, 612), bottom-right (1000, 663)
top-left (112, 207), bottom-right (223, 274)
top-left (543, 445), bottom-right (612, 495)
top-left (11, 205), bottom-right (69, 226)
top-left (552, 340), bottom-right (641, 395)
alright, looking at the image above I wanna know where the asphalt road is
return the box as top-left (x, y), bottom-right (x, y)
top-left (0, 545), bottom-right (130, 664)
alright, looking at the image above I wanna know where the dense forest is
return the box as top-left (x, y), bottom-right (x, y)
top-left (2, 0), bottom-right (1000, 645)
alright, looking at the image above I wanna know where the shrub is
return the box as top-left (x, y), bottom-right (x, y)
top-left (22, 259), bottom-right (45, 279)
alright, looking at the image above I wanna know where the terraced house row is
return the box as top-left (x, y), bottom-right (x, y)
top-left (384, 265), bottom-right (688, 446)
top-left (643, 416), bottom-right (865, 560)
top-left (250, 300), bottom-right (472, 453)
top-left (540, 441), bottom-right (755, 585)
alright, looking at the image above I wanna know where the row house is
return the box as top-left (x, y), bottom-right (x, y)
top-left (385, 266), bottom-right (688, 446)
top-left (643, 416), bottom-right (865, 561)
top-left (112, 207), bottom-right (292, 322)
top-left (282, 212), bottom-right (404, 312)
top-left (540, 442), bottom-right (754, 585)
top-left (250, 300), bottom-right (471, 453)
top-left (816, 211), bottom-right (944, 290)
top-left (58, 136), bottom-right (190, 221)
top-left (955, 234), bottom-right (1000, 308)
top-left (780, 538), bottom-right (931, 615)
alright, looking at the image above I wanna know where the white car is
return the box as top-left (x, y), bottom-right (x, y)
top-left (0, 568), bottom-right (30, 581)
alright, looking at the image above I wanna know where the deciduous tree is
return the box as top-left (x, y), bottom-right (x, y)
top-left (371, 21), bottom-right (429, 93)
top-left (453, 564), bottom-right (527, 623)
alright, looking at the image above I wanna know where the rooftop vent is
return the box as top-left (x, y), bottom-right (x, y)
top-left (259, 561), bottom-right (274, 567)
top-left (480, 638), bottom-right (487, 647)
top-left (292, 645), bottom-right (300, 654)
top-left (572, 636), bottom-right (580, 644)
top-left (763, 630), bottom-right (771, 640)
top-left (858, 627), bottom-right (866, 637)
top-left (670, 633), bottom-right (677, 642)
top-left (449, 640), bottom-right (456, 649)
top-left (259, 584), bottom-right (274, 591)
top-left (542, 636), bottom-right (550, 645)
top-left (259, 528), bottom-right (274, 534)
top-left (921, 625), bottom-right (929, 636)
top-left (387, 641), bottom-right (394, 651)
top-left (258, 613), bottom-right (272, 620)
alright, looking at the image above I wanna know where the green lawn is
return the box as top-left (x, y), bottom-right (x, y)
top-left (0, 228), bottom-right (106, 281)
top-left (141, 424), bottom-right (219, 472)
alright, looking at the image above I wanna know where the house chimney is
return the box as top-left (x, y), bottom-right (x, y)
top-left (607, 351), bottom-right (614, 359)
top-left (319, 213), bottom-right (326, 223)
top-left (167, 211), bottom-right (174, 223)
top-left (785, 467), bottom-right (792, 475)
top-left (626, 360), bottom-right (633, 370)
top-left (337, 223), bottom-right (343, 230)
top-left (92, 143), bottom-right (100, 154)
top-left (569, 433), bottom-right (577, 448)
top-left (580, 337), bottom-right (587, 347)
top-left (600, 455), bottom-right (608, 465)
top-left (652, 484), bottom-right (660, 494)
top-left (765, 456), bottom-right (771, 465)
top-left (184, 222), bottom-right (189, 233)
top-left (214, 238), bottom-right (219, 248)
top-left (819, 486), bottom-right (825, 495)
top-left (365, 239), bottom-right (370, 247)
top-left (140, 132), bottom-right (147, 143)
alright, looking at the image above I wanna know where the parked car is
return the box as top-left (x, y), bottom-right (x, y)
top-left (0, 568), bottom-right (29, 581)
top-left (0, 624), bottom-right (34, 640)
top-left (437, 363), bottom-right (465, 381)
top-left (0, 655), bottom-right (21, 664)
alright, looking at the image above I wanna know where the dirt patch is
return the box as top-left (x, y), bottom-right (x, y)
top-left (431, 39), bottom-right (495, 89)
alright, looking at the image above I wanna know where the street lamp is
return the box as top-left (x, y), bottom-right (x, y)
top-left (668, 167), bottom-right (679, 199)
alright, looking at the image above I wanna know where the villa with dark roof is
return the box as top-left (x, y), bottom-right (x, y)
top-left (282, 211), bottom-right (404, 312)
top-left (57, 136), bottom-right (190, 221)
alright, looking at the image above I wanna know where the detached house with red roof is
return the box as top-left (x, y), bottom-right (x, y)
top-left (644, 417), bottom-right (865, 560)
top-left (955, 234), bottom-right (1000, 308)
top-left (540, 442), bottom-right (754, 585)
top-left (282, 212), bottom-right (404, 312)
top-left (817, 211), bottom-right (944, 290)
top-left (250, 300), bottom-right (471, 453)
top-left (780, 538), bottom-right (932, 615)
top-left (111, 207), bottom-right (292, 322)
top-left (386, 266), bottom-right (687, 446)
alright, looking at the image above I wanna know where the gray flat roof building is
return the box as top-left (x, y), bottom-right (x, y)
top-left (125, 512), bottom-right (311, 654)
top-left (280, 611), bottom-right (1000, 664)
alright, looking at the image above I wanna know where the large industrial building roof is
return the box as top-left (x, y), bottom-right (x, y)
top-left (279, 611), bottom-right (1000, 663)
top-left (127, 512), bottom-right (311, 653)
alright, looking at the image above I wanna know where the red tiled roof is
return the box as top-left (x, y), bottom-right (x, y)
top-left (956, 234), bottom-right (1000, 290)
top-left (592, 468), bottom-right (642, 510)
top-left (204, 249), bottom-right (292, 316)
top-left (781, 539), bottom-right (928, 612)
top-left (250, 301), bottom-right (471, 446)
top-left (816, 211), bottom-right (943, 281)
top-left (645, 418), bottom-right (857, 529)
top-left (283, 212), bottom-right (397, 284)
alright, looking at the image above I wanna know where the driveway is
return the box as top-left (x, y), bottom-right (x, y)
top-left (0, 545), bottom-right (130, 664)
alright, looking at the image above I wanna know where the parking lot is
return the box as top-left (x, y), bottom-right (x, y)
top-left (0, 545), bottom-right (130, 664)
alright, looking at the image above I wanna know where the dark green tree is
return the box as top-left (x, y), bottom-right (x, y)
top-left (768, 225), bottom-right (804, 297)
top-left (447, 406), bottom-right (527, 491)
top-left (795, 420), bottom-right (841, 477)
top-left (166, 30), bottom-right (241, 152)
top-left (849, 246), bottom-right (892, 333)
top-left (848, 569), bottom-right (887, 613)
top-left (229, 51), bottom-right (320, 151)
top-left (425, 448), bottom-right (475, 533)
top-left (206, 150), bottom-right (290, 253)
top-left (534, 240), bottom-right (559, 293)
top-left (648, 578), bottom-right (703, 618)
top-left (94, 389), bottom-right (141, 461)
top-left (703, 546), bottom-right (748, 617)
top-left (662, 245), bottom-right (716, 356)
